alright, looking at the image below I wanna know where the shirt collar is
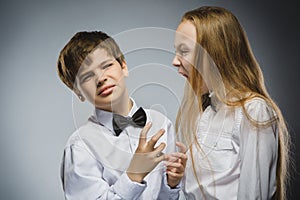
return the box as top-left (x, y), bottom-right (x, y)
top-left (209, 91), bottom-right (223, 112)
top-left (94, 98), bottom-right (138, 134)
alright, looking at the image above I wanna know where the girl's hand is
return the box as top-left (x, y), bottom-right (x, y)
top-left (165, 142), bottom-right (187, 188)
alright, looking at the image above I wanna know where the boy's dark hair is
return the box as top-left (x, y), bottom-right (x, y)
top-left (57, 31), bottom-right (125, 90)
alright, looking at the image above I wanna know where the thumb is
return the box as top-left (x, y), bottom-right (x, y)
top-left (176, 142), bottom-right (187, 153)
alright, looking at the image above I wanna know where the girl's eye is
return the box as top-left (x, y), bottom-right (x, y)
top-left (179, 50), bottom-right (189, 56)
top-left (175, 49), bottom-right (189, 57)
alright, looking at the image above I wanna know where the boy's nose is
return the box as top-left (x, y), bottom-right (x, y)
top-left (96, 71), bottom-right (107, 87)
top-left (172, 55), bottom-right (181, 67)
top-left (97, 77), bottom-right (107, 88)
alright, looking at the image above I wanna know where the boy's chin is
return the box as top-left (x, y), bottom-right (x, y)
top-left (93, 97), bottom-right (123, 109)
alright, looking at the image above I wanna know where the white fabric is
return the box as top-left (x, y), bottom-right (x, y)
top-left (61, 99), bottom-right (180, 200)
top-left (183, 97), bottom-right (278, 200)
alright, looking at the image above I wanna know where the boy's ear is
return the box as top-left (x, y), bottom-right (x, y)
top-left (121, 61), bottom-right (129, 77)
top-left (73, 86), bottom-right (85, 102)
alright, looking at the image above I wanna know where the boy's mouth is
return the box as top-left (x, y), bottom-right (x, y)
top-left (98, 85), bottom-right (116, 96)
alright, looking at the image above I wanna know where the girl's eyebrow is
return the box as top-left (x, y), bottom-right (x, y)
top-left (175, 43), bottom-right (188, 49)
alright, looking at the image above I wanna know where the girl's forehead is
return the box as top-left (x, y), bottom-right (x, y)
top-left (176, 21), bottom-right (196, 40)
top-left (174, 21), bottom-right (197, 47)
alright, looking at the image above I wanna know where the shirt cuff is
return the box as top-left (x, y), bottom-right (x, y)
top-left (113, 173), bottom-right (147, 200)
top-left (161, 172), bottom-right (181, 199)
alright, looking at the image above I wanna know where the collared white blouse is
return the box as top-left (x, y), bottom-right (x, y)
top-left (183, 97), bottom-right (278, 200)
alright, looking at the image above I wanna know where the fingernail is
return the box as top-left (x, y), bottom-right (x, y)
top-left (146, 122), bottom-right (152, 126)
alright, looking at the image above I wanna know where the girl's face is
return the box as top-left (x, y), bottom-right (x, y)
top-left (173, 20), bottom-right (208, 94)
top-left (172, 20), bottom-right (196, 79)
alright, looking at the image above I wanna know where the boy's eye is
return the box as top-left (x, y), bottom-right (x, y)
top-left (102, 63), bottom-right (113, 69)
top-left (80, 74), bottom-right (93, 83)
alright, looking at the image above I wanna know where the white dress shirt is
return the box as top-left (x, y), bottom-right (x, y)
top-left (183, 97), bottom-right (278, 200)
top-left (61, 99), bottom-right (180, 200)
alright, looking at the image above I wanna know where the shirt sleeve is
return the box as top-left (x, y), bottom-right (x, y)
top-left (237, 99), bottom-right (278, 199)
top-left (156, 172), bottom-right (181, 200)
top-left (61, 141), bottom-right (146, 200)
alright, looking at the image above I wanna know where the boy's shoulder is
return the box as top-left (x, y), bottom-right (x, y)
top-left (143, 107), bottom-right (173, 129)
top-left (144, 107), bottom-right (171, 121)
top-left (63, 118), bottom-right (105, 148)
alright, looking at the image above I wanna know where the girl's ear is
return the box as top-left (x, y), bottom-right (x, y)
top-left (121, 61), bottom-right (129, 77)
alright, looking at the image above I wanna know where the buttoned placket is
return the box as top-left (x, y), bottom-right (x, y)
top-left (124, 126), bottom-right (140, 153)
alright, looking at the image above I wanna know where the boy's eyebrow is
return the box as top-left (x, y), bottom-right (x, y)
top-left (78, 57), bottom-right (92, 74)
top-left (97, 58), bottom-right (115, 67)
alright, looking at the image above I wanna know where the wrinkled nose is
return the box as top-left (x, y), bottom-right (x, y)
top-left (96, 71), bottom-right (107, 88)
top-left (97, 77), bottom-right (108, 87)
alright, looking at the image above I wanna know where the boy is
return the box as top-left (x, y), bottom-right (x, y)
top-left (57, 31), bottom-right (186, 199)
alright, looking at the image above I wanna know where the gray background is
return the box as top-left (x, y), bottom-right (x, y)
top-left (0, 0), bottom-right (299, 199)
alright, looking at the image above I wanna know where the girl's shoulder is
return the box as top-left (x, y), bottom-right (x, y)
top-left (243, 97), bottom-right (276, 122)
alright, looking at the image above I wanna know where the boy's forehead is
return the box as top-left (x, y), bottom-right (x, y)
top-left (78, 48), bottom-right (113, 72)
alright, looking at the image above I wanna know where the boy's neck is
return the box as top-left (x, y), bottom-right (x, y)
top-left (112, 99), bottom-right (132, 116)
top-left (111, 92), bottom-right (133, 116)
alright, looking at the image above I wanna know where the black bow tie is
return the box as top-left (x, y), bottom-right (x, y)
top-left (112, 107), bottom-right (147, 136)
top-left (202, 93), bottom-right (211, 110)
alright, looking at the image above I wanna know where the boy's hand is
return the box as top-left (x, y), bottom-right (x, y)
top-left (165, 142), bottom-right (187, 188)
top-left (127, 122), bottom-right (166, 183)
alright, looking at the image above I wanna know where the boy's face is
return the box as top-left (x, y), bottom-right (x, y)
top-left (74, 48), bottom-right (128, 111)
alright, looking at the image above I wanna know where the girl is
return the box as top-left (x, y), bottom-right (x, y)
top-left (172, 6), bottom-right (291, 200)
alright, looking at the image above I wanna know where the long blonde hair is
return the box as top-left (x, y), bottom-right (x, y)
top-left (175, 6), bottom-right (291, 200)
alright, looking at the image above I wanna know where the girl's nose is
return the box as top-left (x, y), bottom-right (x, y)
top-left (172, 55), bottom-right (181, 67)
